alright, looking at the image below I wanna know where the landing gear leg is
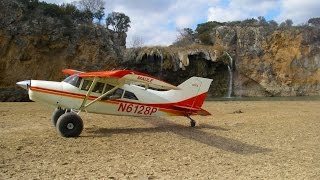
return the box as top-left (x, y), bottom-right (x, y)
top-left (187, 116), bottom-right (196, 127)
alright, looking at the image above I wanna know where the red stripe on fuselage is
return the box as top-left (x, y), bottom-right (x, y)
top-left (30, 86), bottom-right (209, 115)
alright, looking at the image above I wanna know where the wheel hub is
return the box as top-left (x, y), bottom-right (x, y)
top-left (67, 123), bottom-right (74, 130)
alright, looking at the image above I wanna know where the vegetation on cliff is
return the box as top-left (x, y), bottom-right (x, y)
top-left (0, 0), bottom-right (130, 101)
top-left (173, 17), bottom-right (319, 47)
top-left (127, 17), bottom-right (320, 97)
top-left (15, 0), bottom-right (131, 32)
top-left (18, 0), bottom-right (93, 24)
top-left (0, 0), bottom-right (319, 101)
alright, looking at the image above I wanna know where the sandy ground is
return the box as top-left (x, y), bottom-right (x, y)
top-left (0, 101), bottom-right (319, 179)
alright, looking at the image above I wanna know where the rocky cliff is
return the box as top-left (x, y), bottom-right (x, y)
top-left (211, 25), bottom-right (320, 96)
top-left (123, 25), bottom-right (320, 97)
top-left (1, 0), bottom-right (319, 101)
top-left (0, 0), bottom-right (125, 101)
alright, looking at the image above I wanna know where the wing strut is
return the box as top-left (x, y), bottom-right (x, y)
top-left (79, 77), bottom-right (98, 110)
top-left (78, 77), bottom-right (123, 112)
top-left (81, 85), bottom-right (121, 110)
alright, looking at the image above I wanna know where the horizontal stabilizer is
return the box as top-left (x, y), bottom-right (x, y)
top-left (173, 105), bottom-right (201, 111)
top-left (196, 108), bottom-right (211, 116)
top-left (173, 105), bottom-right (211, 116)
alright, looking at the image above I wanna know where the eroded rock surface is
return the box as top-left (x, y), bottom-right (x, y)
top-left (0, 0), bottom-right (125, 101)
top-left (211, 26), bottom-right (320, 96)
top-left (124, 26), bottom-right (320, 97)
top-left (1, 0), bottom-right (319, 101)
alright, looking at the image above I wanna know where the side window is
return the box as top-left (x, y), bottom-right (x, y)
top-left (101, 88), bottom-right (124, 100)
top-left (111, 88), bottom-right (124, 99)
top-left (93, 82), bottom-right (105, 93)
top-left (123, 91), bottom-right (138, 100)
top-left (75, 77), bottom-right (82, 88)
top-left (81, 80), bottom-right (92, 91)
top-left (103, 84), bottom-right (115, 93)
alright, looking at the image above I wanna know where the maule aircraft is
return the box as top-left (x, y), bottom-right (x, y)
top-left (16, 69), bottom-right (213, 137)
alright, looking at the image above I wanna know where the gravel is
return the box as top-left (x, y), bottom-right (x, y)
top-left (0, 101), bottom-right (319, 179)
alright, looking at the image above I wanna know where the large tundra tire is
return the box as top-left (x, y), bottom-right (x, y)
top-left (51, 108), bottom-right (65, 127)
top-left (56, 113), bottom-right (83, 137)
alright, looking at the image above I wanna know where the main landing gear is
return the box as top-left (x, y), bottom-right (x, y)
top-left (187, 116), bottom-right (196, 127)
top-left (51, 108), bottom-right (83, 137)
top-left (51, 107), bottom-right (65, 126)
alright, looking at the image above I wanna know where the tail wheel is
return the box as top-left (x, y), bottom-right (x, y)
top-left (187, 116), bottom-right (196, 127)
top-left (51, 108), bottom-right (65, 127)
top-left (56, 113), bottom-right (83, 137)
top-left (190, 120), bottom-right (196, 127)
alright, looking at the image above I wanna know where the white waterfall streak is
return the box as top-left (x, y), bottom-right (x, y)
top-left (226, 52), bottom-right (233, 98)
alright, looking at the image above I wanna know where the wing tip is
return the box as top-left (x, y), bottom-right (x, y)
top-left (62, 69), bottom-right (83, 75)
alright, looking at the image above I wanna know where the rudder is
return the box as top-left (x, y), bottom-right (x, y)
top-left (165, 77), bottom-right (213, 109)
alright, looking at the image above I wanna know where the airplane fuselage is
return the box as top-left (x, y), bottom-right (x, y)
top-left (29, 80), bottom-right (187, 117)
top-left (16, 69), bottom-right (212, 137)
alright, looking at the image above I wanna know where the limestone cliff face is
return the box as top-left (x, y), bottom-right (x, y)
top-left (1, 0), bottom-right (319, 100)
top-left (124, 26), bottom-right (320, 97)
top-left (0, 0), bottom-right (125, 101)
top-left (210, 26), bottom-right (320, 96)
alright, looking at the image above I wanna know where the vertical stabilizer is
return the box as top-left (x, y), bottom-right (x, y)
top-left (164, 77), bottom-right (213, 108)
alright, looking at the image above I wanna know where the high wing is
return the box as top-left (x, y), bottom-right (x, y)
top-left (62, 69), bottom-right (180, 112)
top-left (62, 69), bottom-right (180, 90)
top-left (62, 69), bottom-right (83, 76)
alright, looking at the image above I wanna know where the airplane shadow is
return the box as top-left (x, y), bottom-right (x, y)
top-left (85, 117), bottom-right (271, 155)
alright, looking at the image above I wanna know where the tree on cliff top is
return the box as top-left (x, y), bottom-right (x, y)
top-left (94, 7), bottom-right (105, 24)
top-left (75, 0), bottom-right (105, 13)
top-left (129, 36), bottom-right (145, 48)
top-left (173, 28), bottom-right (196, 47)
top-left (280, 19), bottom-right (293, 28)
top-left (106, 12), bottom-right (131, 32)
top-left (308, 17), bottom-right (320, 26)
top-left (195, 21), bottom-right (224, 45)
top-left (73, 0), bottom-right (105, 24)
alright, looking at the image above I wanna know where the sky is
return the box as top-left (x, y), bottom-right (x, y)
top-left (44, 0), bottom-right (320, 46)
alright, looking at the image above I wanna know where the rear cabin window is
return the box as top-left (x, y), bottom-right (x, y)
top-left (93, 82), bottom-right (105, 93)
top-left (123, 91), bottom-right (138, 100)
top-left (81, 80), bottom-right (92, 91)
top-left (103, 84), bottom-right (115, 93)
top-left (113, 88), bottom-right (124, 98)
top-left (102, 88), bottom-right (124, 100)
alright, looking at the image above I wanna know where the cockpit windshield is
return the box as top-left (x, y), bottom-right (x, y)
top-left (63, 74), bottom-right (82, 87)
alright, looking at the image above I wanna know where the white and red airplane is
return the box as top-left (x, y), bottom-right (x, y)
top-left (16, 69), bottom-right (213, 137)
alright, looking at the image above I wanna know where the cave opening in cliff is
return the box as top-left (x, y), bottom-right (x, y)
top-left (187, 53), bottom-right (230, 97)
top-left (127, 51), bottom-right (231, 97)
top-left (138, 54), bottom-right (163, 74)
